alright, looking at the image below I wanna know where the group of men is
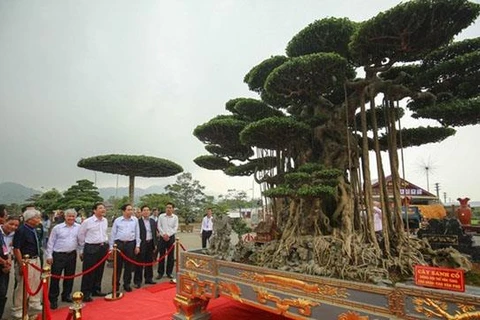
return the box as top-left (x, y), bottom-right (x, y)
top-left (2, 202), bottom-right (180, 319)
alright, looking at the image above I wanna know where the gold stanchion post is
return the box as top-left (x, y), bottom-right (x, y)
top-left (41, 265), bottom-right (51, 320)
top-left (171, 238), bottom-right (179, 284)
top-left (22, 254), bottom-right (30, 320)
top-left (69, 291), bottom-right (84, 320)
top-left (105, 245), bottom-right (123, 301)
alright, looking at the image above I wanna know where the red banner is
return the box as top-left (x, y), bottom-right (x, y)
top-left (414, 265), bottom-right (465, 292)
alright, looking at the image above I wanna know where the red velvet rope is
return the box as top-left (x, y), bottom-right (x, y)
top-left (42, 280), bottom-right (52, 320)
top-left (117, 243), bottom-right (174, 267)
top-left (21, 264), bottom-right (43, 296)
top-left (65, 312), bottom-right (73, 320)
top-left (29, 263), bottom-right (42, 272)
top-left (179, 243), bottom-right (187, 251)
top-left (49, 250), bottom-right (111, 280)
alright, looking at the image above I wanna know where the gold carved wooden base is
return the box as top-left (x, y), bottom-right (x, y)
top-left (172, 294), bottom-right (211, 320)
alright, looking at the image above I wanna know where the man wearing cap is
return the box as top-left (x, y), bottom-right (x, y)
top-left (11, 209), bottom-right (43, 319)
top-left (78, 203), bottom-right (109, 302)
top-left (46, 209), bottom-right (80, 309)
top-left (109, 203), bottom-right (140, 292)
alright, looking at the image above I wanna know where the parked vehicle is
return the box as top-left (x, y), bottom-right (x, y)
top-left (402, 206), bottom-right (422, 231)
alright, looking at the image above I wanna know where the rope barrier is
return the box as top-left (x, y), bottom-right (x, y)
top-left (29, 263), bottom-right (42, 272)
top-left (26, 250), bottom-right (112, 280)
top-left (21, 264), bottom-right (43, 296)
top-left (179, 243), bottom-right (187, 251)
top-left (49, 250), bottom-right (111, 280)
top-left (65, 312), bottom-right (73, 320)
top-left (117, 243), bottom-right (174, 267)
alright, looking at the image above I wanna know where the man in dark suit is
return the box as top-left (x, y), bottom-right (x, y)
top-left (134, 205), bottom-right (157, 288)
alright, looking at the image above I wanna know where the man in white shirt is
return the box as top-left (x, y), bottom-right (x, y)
top-left (46, 209), bottom-right (80, 309)
top-left (156, 202), bottom-right (178, 279)
top-left (77, 203), bottom-right (109, 302)
top-left (373, 201), bottom-right (384, 248)
top-left (200, 208), bottom-right (213, 249)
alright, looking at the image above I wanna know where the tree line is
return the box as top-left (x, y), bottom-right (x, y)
top-left (4, 173), bottom-right (258, 227)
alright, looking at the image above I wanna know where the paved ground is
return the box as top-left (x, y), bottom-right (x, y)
top-left (3, 228), bottom-right (207, 319)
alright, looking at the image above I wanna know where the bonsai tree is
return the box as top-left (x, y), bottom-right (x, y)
top-left (78, 154), bottom-right (183, 203)
top-left (194, 0), bottom-right (480, 282)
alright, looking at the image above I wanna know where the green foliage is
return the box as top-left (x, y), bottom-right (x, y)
top-left (350, 0), bottom-right (480, 65)
top-left (193, 117), bottom-right (253, 161)
top-left (411, 98), bottom-right (480, 127)
top-left (240, 117), bottom-right (310, 150)
top-left (224, 157), bottom-right (277, 176)
top-left (107, 196), bottom-right (130, 211)
top-left (231, 218), bottom-right (252, 237)
top-left (139, 193), bottom-right (173, 212)
top-left (57, 179), bottom-right (103, 213)
top-left (244, 56), bottom-right (289, 93)
top-left (34, 189), bottom-right (63, 214)
top-left (263, 186), bottom-right (293, 198)
top-left (421, 50), bottom-right (480, 98)
top-left (286, 17), bottom-right (358, 62)
top-left (423, 36), bottom-right (480, 67)
top-left (265, 53), bottom-right (355, 106)
top-left (78, 154), bottom-right (183, 178)
top-left (297, 185), bottom-right (336, 198)
top-left (217, 189), bottom-right (259, 214)
top-left (378, 126), bottom-right (456, 149)
top-left (284, 172), bottom-right (311, 186)
top-left (229, 98), bottom-right (285, 121)
top-left (312, 168), bottom-right (343, 180)
top-left (297, 163), bottom-right (325, 174)
top-left (165, 173), bottom-right (206, 224)
top-left (193, 155), bottom-right (231, 170)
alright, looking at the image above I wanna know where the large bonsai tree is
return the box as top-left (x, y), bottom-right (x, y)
top-left (194, 0), bottom-right (480, 281)
top-left (78, 154), bottom-right (183, 203)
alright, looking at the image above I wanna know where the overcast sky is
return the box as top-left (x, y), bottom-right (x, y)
top-left (0, 0), bottom-right (479, 202)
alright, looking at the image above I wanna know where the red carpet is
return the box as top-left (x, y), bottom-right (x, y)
top-left (50, 282), bottom-right (287, 320)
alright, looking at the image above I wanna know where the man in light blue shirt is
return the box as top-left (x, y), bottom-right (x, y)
top-left (46, 209), bottom-right (80, 309)
top-left (110, 203), bottom-right (140, 292)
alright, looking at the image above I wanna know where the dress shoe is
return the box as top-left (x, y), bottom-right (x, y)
top-left (92, 291), bottom-right (107, 297)
top-left (62, 296), bottom-right (73, 303)
top-left (123, 285), bottom-right (132, 292)
top-left (145, 280), bottom-right (156, 285)
top-left (50, 301), bottom-right (58, 310)
top-left (83, 296), bottom-right (93, 302)
top-left (166, 274), bottom-right (174, 279)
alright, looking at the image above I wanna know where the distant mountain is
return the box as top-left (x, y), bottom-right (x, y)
top-left (0, 181), bottom-right (166, 205)
top-left (0, 182), bottom-right (41, 204)
top-left (97, 185), bottom-right (166, 200)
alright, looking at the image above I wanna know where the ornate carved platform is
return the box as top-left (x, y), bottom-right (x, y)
top-left (173, 250), bottom-right (480, 319)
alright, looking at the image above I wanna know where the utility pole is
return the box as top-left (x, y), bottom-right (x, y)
top-left (434, 183), bottom-right (440, 200)
top-left (443, 192), bottom-right (447, 203)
